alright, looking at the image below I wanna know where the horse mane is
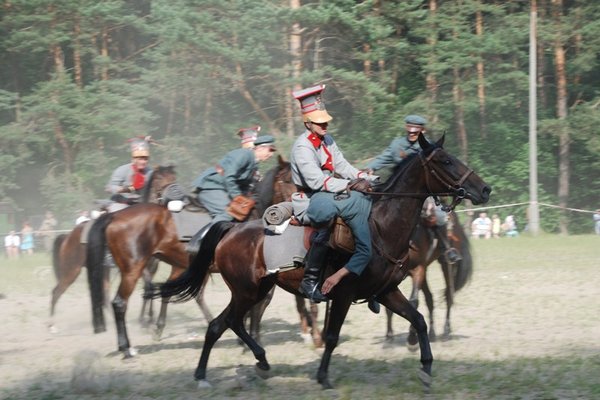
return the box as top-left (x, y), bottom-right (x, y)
top-left (140, 164), bottom-right (177, 203)
top-left (254, 165), bottom-right (278, 215)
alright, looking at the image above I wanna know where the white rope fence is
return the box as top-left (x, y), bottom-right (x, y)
top-left (455, 201), bottom-right (598, 215)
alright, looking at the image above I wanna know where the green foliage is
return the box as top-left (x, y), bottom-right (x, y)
top-left (0, 0), bottom-right (598, 233)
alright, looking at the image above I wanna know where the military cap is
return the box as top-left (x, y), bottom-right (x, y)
top-left (254, 135), bottom-right (276, 150)
top-left (130, 137), bottom-right (150, 157)
top-left (404, 115), bottom-right (427, 132)
top-left (293, 84), bottom-right (333, 123)
top-left (238, 126), bottom-right (260, 148)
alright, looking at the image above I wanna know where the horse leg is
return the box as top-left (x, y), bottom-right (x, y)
top-left (295, 295), bottom-right (311, 342)
top-left (316, 296), bottom-right (353, 389)
top-left (407, 265), bottom-right (425, 349)
top-left (309, 301), bottom-right (323, 348)
top-left (112, 273), bottom-right (141, 358)
top-left (194, 272), bottom-right (214, 323)
top-left (248, 286), bottom-right (275, 346)
top-left (385, 307), bottom-right (394, 341)
top-left (50, 264), bottom-right (83, 332)
top-left (380, 288), bottom-right (433, 389)
top-left (421, 276), bottom-right (436, 341)
top-left (441, 260), bottom-right (455, 339)
top-left (139, 267), bottom-right (154, 326)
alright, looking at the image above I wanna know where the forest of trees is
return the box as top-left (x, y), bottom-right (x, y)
top-left (0, 0), bottom-right (598, 233)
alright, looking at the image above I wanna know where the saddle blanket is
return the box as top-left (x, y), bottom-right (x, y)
top-left (170, 208), bottom-right (212, 242)
top-left (263, 225), bottom-right (314, 274)
top-left (79, 220), bottom-right (94, 244)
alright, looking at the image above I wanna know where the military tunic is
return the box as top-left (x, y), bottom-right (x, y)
top-left (192, 148), bottom-right (258, 223)
top-left (366, 136), bottom-right (422, 171)
top-left (106, 163), bottom-right (153, 194)
top-left (290, 130), bottom-right (376, 276)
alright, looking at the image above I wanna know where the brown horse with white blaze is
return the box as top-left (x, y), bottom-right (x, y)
top-left (154, 134), bottom-right (491, 389)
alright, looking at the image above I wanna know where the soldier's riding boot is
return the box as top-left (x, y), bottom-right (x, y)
top-left (186, 223), bottom-right (212, 256)
top-left (367, 297), bottom-right (380, 314)
top-left (299, 242), bottom-right (329, 303)
top-left (432, 225), bottom-right (462, 264)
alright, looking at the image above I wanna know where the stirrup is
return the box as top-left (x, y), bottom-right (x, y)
top-left (299, 281), bottom-right (327, 303)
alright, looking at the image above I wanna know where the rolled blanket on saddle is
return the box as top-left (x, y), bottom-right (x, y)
top-left (263, 202), bottom-right (294, 234)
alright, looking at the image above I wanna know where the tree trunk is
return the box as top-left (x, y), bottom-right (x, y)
top-left (475, 5), bottom-right (487, 138)
top-left (288, 0), bottom-right (302, 139)
top-left (73, 16), bottom-right (83, 88)
top-left (552, 0), bottom-right (569, 235)
top-left (426, 0), bottom-right (439, 126)
top-left (101, 26), bottom-right (109, 81)
top-left (49, 6), bottom-right (72, 174)
top-left (537, 0), bottom-right (547, 109)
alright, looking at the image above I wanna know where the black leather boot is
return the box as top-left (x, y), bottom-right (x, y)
top-left (299, 242), bottom-right (329, 303)
top-left (432, 225), bottom-right (462, 264)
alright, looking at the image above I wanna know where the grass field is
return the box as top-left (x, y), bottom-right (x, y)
top-left (0, 234), bottom-right (599, 399)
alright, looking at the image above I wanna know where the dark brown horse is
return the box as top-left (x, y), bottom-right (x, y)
top-left (153, 135), bottom-right (491, 389)
top-left (86, 158), bottom-right (298, 357)
top-left (385, 211), bottom-right (472, 347)
top-left (49, 165), bottom-right (178, 332)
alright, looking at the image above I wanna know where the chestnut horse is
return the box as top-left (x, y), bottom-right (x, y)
top-left (49, 165), bottom-right (178, 332)
top-left (153, 135), bottom-right (491, 389)
top-left (385, 211), bottom-right (473, 346)
top-left (86, 159), bottom-right (298, 357)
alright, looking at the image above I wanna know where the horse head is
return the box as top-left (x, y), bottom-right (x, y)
top-left (417, 134), bottom-right (491, 207)
top-left (144, 164), bottom-right (178, 204)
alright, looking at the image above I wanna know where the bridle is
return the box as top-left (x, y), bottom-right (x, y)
top-left (419, 147), bottom-right (473, 212)
top-left (367, 147), bottom-right (473, 212)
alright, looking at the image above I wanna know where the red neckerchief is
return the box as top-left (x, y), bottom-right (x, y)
top-left (131, 165), bottom-right (145, 190)
top-left (307, 132), bottom-right (334, 172)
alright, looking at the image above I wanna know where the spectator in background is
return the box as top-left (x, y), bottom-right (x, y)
top-left (491, 214), bottom-right (501, 238)
top-left (37, 211), bottom-right (58, 253)
top-left (593, 209), bottom-right (600, 235)
top-left (471, 212), bottom-right (492, 239)
top-left (4, 230), bottom-right (20, 259)
top-left (502, 215), bottom-right (519, 237)
top-left (19, 221), bottom-right (34, 255)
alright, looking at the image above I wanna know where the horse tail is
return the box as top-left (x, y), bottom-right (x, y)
top-left (86, 213), bottom-right (114, 333)
top-left (154, 221), bottom-right (234, 302)
top-left (51, 234), bottom-right (68, 281)
top-left (451, 213), bottom-right (473, 292)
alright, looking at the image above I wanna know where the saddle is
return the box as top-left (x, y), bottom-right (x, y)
top-left (168, 196), bottom-right (212, 242)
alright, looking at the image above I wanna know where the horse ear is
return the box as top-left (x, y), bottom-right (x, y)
top-left (278, 154), bottom-right (287, 165)
top-left (418, 133), bottom-right (431, 150)
top-left (435, 134), bottom-right (445, 148)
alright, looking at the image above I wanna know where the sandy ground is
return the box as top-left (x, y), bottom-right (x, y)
top-left (1, 239), bottom-right (599, 399)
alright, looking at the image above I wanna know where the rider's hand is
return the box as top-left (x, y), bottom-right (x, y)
top-left (347, 178), bottom-right (372, 193)
top-left (321, 267), bottom-right (351, 295)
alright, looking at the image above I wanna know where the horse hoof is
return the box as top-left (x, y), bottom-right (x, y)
top-left (417, 369), bottom-right (432, 391)
top-left (197, 379), bottom-right (212, 389)
top-left (152, 329), bottom-right (163, 341)
top-left (254, 363), bottom-right (271, 380)
top-left (319, 378), bottom-right (333, 390)
top-left (123, 347), bottom-right (138, 359)
top-left (407, 341), bottom-right (419, 353)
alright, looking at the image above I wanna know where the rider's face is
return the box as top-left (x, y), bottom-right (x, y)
top-left (310, 121), bottom-right (329, 137)
top-left (132, 156), bottom-right (149, 170)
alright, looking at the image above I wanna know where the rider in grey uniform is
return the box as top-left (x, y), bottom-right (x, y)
top-left (365, 115), bottom-right (462, 263)
top-left (290, 84), bottom-right (379, 303)
top-left (106, 137), bottom-right (153, 204)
